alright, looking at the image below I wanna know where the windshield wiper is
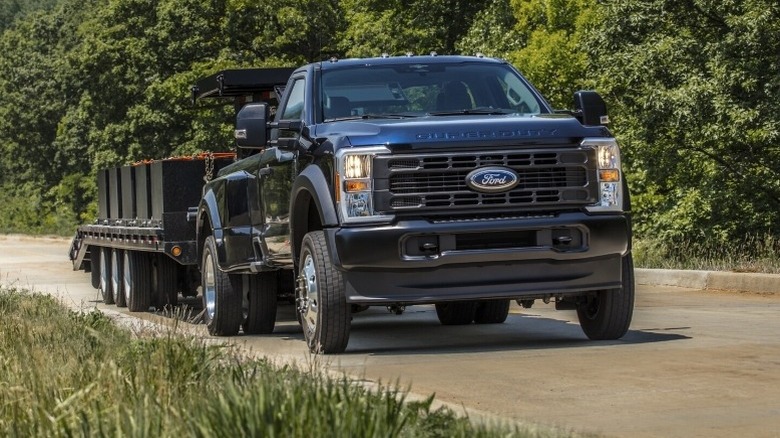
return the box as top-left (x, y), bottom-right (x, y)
top-left (325, 113), bottom-right (421, 122)
top-left (428, 107), bottom-right (516, 116)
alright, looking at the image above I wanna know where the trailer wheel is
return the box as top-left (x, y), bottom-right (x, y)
top-left (123, 251), bottom-right (152, 312)
top-left (153, 254), bottom-right (178, 309)
top-left (201, 236), bottom-right (242, 336)
top-left (297, 231), bottom-right (350, 354)
top-left (90, 248), bottom-right (101, 289)
top-left (577, 253), bottom-right (635, 340)
top-left (109, 249), bottom-right (126, 306)
top-left (243, 272), bottom-right (278, 335)
top-left (99, 247), bottom-right (114, 304)
top-left (474, 299), bottom-right (510, 324)
top-left (435, 301), bottom-right (477, 325)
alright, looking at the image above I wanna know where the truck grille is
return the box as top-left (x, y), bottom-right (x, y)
top-left (374, 149), bottom-right (598, 212)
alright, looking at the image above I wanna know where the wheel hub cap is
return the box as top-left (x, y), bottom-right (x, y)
top-left (299, 254), bottom-right (319, 333)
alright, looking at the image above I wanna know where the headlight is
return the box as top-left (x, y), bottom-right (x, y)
top-left (583, 138), bottom-right (624, 213)
top-left (336, 147), bottom-right (394, 224)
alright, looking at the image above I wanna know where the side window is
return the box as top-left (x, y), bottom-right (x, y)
top-left (280, 78), bottom-right (305, 120)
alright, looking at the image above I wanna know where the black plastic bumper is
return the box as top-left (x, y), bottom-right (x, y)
top-left (326, 212), bottom-right (630, 304)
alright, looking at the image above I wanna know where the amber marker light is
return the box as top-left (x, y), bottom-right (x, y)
top-left (345, 180), bottom-right (369, 192)
top-left (171, 246), bottom-right (182, 257)
top-left (599, 169), bottom-right (620, 182)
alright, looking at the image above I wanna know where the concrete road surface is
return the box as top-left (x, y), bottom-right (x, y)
top-left (1, 235), bottom-right (779, 437)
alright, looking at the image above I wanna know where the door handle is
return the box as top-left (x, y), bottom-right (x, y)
top-left (258, 167), bottom-right (273, 177)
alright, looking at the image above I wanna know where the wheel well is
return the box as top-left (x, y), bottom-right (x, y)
top-left (292, 192), bottom-right (323, 265)
top-left (197, 210), bottom-right (213, 267)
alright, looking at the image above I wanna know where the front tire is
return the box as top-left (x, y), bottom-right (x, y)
top-left (243, 272), bottom-right (278, 335)
top-left (297, 231), bottom-right (350, 354)
top-left (201, 236), bottom-right (242, 336)
top-left (577, 253), bottom-right (635, 340)
top-left (435, 301), bottom-right (477, 325)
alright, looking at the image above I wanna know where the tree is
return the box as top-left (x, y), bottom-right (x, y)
top-left (340, 0), bottom-right (490, 57)
top-left (585, 0), bottom-right (780, 245)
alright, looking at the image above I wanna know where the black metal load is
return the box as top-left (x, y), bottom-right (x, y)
top-left (191, 68), bottom-right (296, 104)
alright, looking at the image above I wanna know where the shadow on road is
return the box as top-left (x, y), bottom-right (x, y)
top-left (148, 298), bottom-right (689, 356)
top-left (343, 307), bottom-right (689, 356)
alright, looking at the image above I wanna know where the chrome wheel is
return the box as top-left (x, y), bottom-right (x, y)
top-left (299, 253), bottom-right (319, 337)
top-left (203, 252), bottom-right (217, 321)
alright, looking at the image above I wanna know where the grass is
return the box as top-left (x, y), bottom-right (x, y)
top-left (633, 234), bottom-right (780, 274)
top-left (0, 287), bottom-right (570, 438)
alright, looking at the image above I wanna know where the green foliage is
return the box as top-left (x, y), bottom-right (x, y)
top-left (0, 288), bottom-right (545, 437)
top-left (585, 0), bottom-right (780, 246)
top-left (340, 0), bottom-right (490, 57)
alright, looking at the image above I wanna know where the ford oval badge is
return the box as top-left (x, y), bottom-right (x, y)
top-left (466, 167), bottom-right (519, 193)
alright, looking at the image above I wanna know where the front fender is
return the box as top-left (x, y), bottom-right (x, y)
top-left (290, 164), bottom-right (339, 263)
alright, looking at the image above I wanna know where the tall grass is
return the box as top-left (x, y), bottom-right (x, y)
top-left (0, 287), bottom-right (565, 437)
top-left (633, 234), bottom-right (780, 274)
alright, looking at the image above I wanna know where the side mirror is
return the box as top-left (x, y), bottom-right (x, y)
top-left (234, 103), bottom-right (268, 149)
top-left (573, 91), bottom-right (609, 126)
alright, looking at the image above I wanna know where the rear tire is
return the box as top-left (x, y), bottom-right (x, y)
top-left (111, 249), bottom-right (125, 307)
top-left (435, 301), bottom-right (477, 325)
top-left (243, 272), bottom-right (278, 335)
top-left (90, 248), bottom-right (101, 289)
top-left (99, 247), bottom-right (114, 304)
top-left (153, 254), bottom-right (178, 309)
top-left (201, 236), bottom-right (242, 336)
top-left (474, 299), bottom-right (510, 324)
top-left (577, 253), bottom-right (635, 340)
top-left (297, 231), bottom-right (350, 354)
top-left (124, 251), bottom-right (152, 312)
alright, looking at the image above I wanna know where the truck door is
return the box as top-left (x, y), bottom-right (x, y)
top-left (252, 75), bottom-right (307, 268)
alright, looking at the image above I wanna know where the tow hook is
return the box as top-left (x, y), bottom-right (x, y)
top-left (387, 304), bottom-right (406, 315)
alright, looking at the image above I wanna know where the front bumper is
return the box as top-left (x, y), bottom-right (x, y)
top-left (326, 212), bottom-right (630, 304)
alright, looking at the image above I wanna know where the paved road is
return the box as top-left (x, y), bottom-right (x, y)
top-left (2, 235), bottom-right (779, 437)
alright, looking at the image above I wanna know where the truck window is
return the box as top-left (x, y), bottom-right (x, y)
top-left (320, 62), bottom-right (546, 121)
top-left (280, 78), bottom-right (305, 120)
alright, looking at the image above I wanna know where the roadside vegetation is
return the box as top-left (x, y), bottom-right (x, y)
top-left (0, 286), bottom-right (566, 437)
top-left (634, 235), bottom-right (780, 274)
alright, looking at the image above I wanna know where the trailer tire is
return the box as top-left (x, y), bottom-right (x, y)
top-left (474, 299), bottom-right (510, 324)
top-left (435, 301), bottom-right (477, 325)
top-left (99, 247), bottom-right (114, 304)
top-left (153, 254), bottom-right (178, 309)
top-left (111, 249), bottom-right (125, 307)
top-left (297, 231), bottom-right (350, 354)
top-left (577, 253), bottom-right (635, 340)
top-left (243, 272), bottom-right (278, 335)
top-left (201, 236), bottom-right (242, 336)
top-left (90, 248), bottom-right (101, 289)
top-left (124, 251), bottom-right (152, 312)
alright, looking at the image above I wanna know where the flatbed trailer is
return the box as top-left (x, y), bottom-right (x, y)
top-left (69, 67), bottom-right (295, 311)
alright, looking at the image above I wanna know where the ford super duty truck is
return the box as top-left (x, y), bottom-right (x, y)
top-left (70, 55), bottom-right (633, 354)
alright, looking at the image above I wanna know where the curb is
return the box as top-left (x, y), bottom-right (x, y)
top-left (636, 268), bottom-right (780, 294)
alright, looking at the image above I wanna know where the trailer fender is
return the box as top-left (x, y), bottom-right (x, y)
top-left (290, 164), bottom-right (339, 263)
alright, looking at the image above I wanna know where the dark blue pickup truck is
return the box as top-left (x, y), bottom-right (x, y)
top-left (71, 55), bottom-right (633, 354)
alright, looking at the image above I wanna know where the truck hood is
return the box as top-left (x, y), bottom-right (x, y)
top-left (314, 114), bottom-right (611, 150)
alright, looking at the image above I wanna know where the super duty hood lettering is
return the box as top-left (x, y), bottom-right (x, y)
top-left (415, 129), bottom-right (558, 140)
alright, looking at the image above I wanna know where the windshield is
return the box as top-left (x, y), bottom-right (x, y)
top-left (320, 62), bottom-right (546, 121)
